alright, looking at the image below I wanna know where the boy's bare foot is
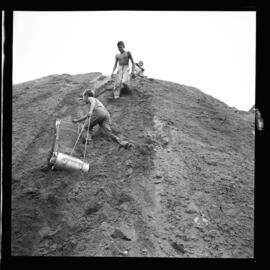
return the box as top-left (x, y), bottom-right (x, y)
top-left (119, 141), bottom-right (135, 150)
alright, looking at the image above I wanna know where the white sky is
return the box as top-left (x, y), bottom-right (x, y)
top-left (12, 11), bottom-right (256, 111)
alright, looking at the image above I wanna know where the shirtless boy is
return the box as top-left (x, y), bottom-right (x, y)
top-left (111, 41), bottom-right (135, 99)
top-left (72, 89), bottom-right (133, 149)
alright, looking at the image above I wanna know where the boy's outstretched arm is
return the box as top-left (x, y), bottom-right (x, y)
top-left (72, 98), bottom-right (97, 123)
top-left (111, 56), bottom-right (118, 78)
top-left (129, 52), bottom-right (135, 73)
top-left (72, 114), bottom-right (88, 123)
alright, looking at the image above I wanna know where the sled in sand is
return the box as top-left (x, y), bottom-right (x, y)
top-left (48, 118), bottom-right (90, 173)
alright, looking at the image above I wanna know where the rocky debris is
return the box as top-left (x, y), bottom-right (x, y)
top-left (111, 229), bottom-right (132, 241)
top-left (125, 168), bottom-right (133, 177)
top-left (37, 238), bottom-right (58, 255)
top-left (155, 172), bottom-right (163, 179)
top-left (84, 201), bottom-right (103, 216)
top-left (154, 180), bottom-right (162, 184)
top-left (170, 241), bottom-right (186, 254)
top-left (38, 226), bottom-right (58, 239)
top-left (125, 159), bottom-right (133, 167)
top-left (185, 202), bottom-right (200, 214)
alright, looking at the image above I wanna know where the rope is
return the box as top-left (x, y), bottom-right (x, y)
top-left (70, 118), bottom-right (88, 156)
top-left (83, 114), bottom-right (91, 162)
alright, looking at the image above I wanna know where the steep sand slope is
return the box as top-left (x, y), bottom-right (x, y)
top-left (11, 73), bottom-right (254, 257)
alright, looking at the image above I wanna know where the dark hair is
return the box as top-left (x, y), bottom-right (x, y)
top-left (117, 41), bottom-right (125, 47)
top-left (83, 89), bottom-right (94, 97)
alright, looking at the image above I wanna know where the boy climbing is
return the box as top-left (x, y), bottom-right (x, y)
top-left (72, 89), bottom-right (133, 149)
top-left (111, 41), bottom-right (135, 99)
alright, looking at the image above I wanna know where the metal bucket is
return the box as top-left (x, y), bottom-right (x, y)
top-left (50, 152), bottom-right (89, 173)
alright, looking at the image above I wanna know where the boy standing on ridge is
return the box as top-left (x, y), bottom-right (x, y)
top-left (111, 41), bottom-right (135, 99)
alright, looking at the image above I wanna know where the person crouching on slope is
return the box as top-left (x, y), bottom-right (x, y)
top-left (111, 41), bottom-right (135, 99)
top-left (133, 61), bottom-right (146, 78)
top-left (72, 89), bottom-right (133, 149)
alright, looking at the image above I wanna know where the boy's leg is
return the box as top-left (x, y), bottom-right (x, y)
top-left (121, 66), bottom-right (131, 91)
top-left (122, 66), bottom-right (130, 84)
top-left (113, 68), bottom-right (123, 99)
top-left (99, 111), bottom-right (134, 149)
top-left (114, 66), bottom-right (130, 99)
top-left (82, 112), bottom-right (103, 142)
top-left (99, 112), bottom-right (121, 143)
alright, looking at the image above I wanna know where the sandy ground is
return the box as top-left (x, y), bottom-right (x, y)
top-left (11, 72), bottom-right (255, 257)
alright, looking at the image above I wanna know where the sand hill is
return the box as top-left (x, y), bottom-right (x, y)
top-left (11, 73), bottom-right (255, 257)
